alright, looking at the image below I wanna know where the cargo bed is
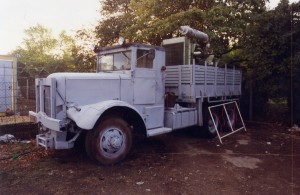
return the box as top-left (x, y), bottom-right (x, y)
top-left (165, 63), bottom-right (242, 103)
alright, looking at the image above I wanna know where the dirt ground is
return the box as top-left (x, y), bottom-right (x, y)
top-left (0, 122), bottom-right (299, 195)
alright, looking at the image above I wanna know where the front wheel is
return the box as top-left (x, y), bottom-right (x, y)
top-left (85, 117), bottom-right (132, 165)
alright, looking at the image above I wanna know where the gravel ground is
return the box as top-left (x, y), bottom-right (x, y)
top-left (0, 122), bottom-right (299, 195)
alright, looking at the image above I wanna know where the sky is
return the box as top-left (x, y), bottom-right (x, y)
top-left (0, 0), bottom-right (298, 55)
top-left (0, 0), bottom-right (101, 55)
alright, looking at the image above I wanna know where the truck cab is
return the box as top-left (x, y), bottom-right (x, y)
top-left (94, 43), bottom-right (167, 131)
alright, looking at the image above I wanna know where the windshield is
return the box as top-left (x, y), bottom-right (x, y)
top-left (98, 51), bottom-right (131, 72)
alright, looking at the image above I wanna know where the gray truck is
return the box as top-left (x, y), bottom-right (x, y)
top-left (30, 26), bottom-right (243, 165)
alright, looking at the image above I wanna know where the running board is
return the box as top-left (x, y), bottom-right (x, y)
top-left (36, 134), bottom-right (54, 149)
top-left (147, 127), bottom-right (172, 137)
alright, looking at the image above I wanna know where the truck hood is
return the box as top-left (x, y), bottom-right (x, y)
top-left (46, 72), bottom-right (132, 108)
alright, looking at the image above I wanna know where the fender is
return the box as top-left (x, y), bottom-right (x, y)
top-left (67, 100), bottom-right (145, 130)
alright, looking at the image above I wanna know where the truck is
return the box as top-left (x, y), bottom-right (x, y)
top-left (29, 26), bottom-right (243, 165)
top-left (0, 55), bottom-right (18, 116)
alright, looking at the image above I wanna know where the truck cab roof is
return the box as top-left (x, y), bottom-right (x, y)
top-left (94, 43), bottom-right (165, 54)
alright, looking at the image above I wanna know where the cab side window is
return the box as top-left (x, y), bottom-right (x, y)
top-left (137, 49), bottom-right (154, 68)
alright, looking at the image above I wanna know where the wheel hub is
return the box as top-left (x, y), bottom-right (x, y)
top-left (208, 119), bottom-right (216, 133)
top-left (101, 128), bottom-right (124, 154)
top-left (110, 136), bottom-right (122, 149)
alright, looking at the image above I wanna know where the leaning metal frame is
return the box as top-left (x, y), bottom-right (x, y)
top-left (208, 101), bottom-right (246, 144)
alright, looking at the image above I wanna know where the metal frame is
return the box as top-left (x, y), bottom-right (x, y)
top-left (208, 101), bottom-right (246, 144)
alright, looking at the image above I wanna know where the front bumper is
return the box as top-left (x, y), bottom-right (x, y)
top-left (29, 111), bottom-right (64, 131)
top-left (29, 111), bottom-right (76, 149)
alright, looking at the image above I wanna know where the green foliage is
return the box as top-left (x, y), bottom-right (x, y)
top-left (72, 28), bottom-right (97, 72)
top-left (291, 2), bottom-right (300, 125)
top-left (241, 1), bottom-right (300, 113)
top-left (96, 0), bottom-right (267, 57)
top-left (95, 14), bottom-right (134, 46)
top-left (122, 1), bottom-right (207, 45)
top-left (92, 0), bottom-right (299, 122)
top-left (95, 0), bottom-right (134, 46)
top-left (13, 24), bottom-right (96, 78)
top-left (13, 25), bottom-right (59, 77)
top-left (101, 0), bottom-right (132, 15)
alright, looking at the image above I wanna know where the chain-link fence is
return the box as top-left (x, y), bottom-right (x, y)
top-left (0, 76), bottom-right (35, 125)
top-left (0, 54), bottom-right (97, 126)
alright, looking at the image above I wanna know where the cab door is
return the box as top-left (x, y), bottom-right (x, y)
top-left (133, 49), bottom-right (156, 105)
top-left (133, 48), bottom-right (165, 129)
top-left (133, 69), bottom-right (156, 104)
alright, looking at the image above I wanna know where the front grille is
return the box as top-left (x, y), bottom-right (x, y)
top-left (44, 86), bottom-right (51, 116)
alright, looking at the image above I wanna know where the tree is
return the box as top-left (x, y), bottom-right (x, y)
top-left (96, 0), bottom-right (267, 58)
top-left (121, 0), bottom-right (265, 59)
top-left (94, 0), bottom-right (299, 123)
top-left (72, 28), bottom-right (97, 72)
top-left (122, 1), bottom-right (207, 45)
top-left (291, 1), bottom-right (300, 125)
top-left (239, 0), bottom-right (300, 122)
top-left (13, 24), bottom-right (97, 78)
top-left (13, 24), bottom-right (58, 77)
top-left (94, 0), bottom-right (134, 46)
top-left (13, 24), bottom-right (75, 77)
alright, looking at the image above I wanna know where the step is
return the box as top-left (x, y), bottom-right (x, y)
top-left (36, 134), bottom-right (54, 149)
top-left (147, 127), bottom-right (172, 137)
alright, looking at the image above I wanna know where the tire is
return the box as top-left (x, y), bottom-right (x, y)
top-left (85, 131), bottom-right (95, 160)
top-left (85, 117), bottom-right (132, 165)
top-left (203, 111), bottom-right (219, 138)
top-left (227, 109), bottom-right (236, 130)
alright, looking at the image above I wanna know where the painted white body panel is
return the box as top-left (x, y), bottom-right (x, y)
top-left (165, 64), bottom-right (242, 102)
top-left (67, 100), bottom-right (144, 130)
top-left (133, 69), bottom-right (156, 104)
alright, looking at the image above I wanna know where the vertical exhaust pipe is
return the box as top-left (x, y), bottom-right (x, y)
top-left (179, 26), bottom-right (209, 43)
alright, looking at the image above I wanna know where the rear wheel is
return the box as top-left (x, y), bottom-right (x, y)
top-left (227, 108), bottom-right (236, 130)
top-left (203, 111), bottom-right (220, 138)
top-left (85, 117), bottom-right (132, 165)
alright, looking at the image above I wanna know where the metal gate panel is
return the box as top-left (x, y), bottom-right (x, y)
top-left (208, 101), bottom-right (246, 144)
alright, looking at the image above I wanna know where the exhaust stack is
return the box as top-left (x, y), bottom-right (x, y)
top-left (179, 26), bottom-right (209, 43)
